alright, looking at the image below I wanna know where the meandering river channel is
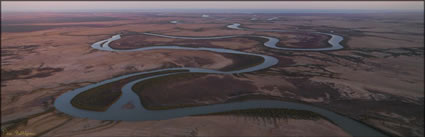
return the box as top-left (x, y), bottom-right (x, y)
top-left (54, 23), bottom-right (385, 137)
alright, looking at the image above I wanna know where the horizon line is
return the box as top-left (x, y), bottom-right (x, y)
top-left (2, 8), bottom-right (423, 13)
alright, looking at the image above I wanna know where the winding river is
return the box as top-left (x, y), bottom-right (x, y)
top-left (170, 20), bottom-right (179, 24)
top-left (54, 23), bottom-right (385, 137)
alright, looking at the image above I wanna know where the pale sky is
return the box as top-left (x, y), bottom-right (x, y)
top-left (2, 1), bottom-right (424, 12)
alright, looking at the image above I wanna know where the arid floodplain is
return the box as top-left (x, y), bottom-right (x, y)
top-left (1, 12), bottom-right (424, 137)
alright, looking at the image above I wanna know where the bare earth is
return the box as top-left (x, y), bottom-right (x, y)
top-left (7, 111), bottom-right (349, 137)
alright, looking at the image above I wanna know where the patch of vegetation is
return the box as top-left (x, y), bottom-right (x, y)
top-left (351, 51), bottom-right (377, 58)
top-left (71, 69), bottom-right (188, 112)
top-left (132, 72), bottom-right (208, 110)
top-left (246, 36), bottom-right (270, 44)
top-left (321, 52), bottom-right (365, 64)
top-left (196, 108), bottom-right (323, 120)
top-left (1, 108), bottom-right (55, 136)
top-left (1, 67), bottom-right (64, 82)
top-left (219, 53), bottom-right (265, 72)
top-left (356, 47), bottom-right (424, 58)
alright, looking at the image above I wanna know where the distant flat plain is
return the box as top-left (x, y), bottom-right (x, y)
top-left (1, 12), bottom-right (423, 136)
